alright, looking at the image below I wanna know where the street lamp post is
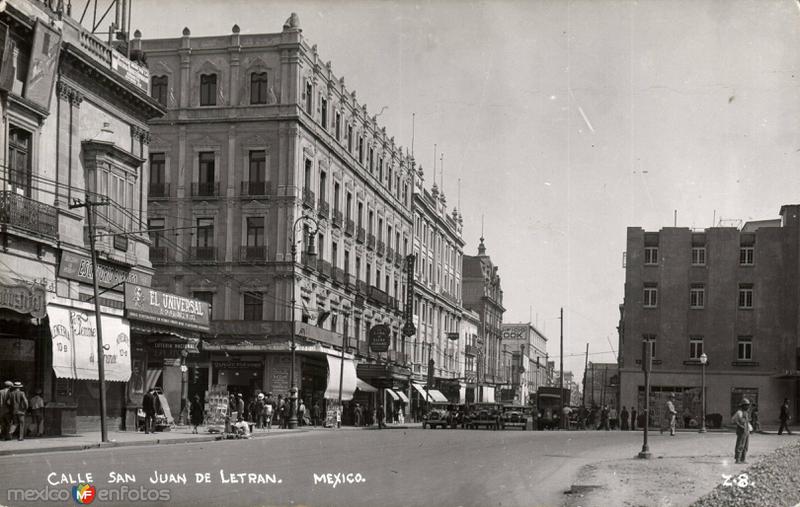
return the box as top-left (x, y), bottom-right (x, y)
top-left (699, 353), bottom-right (708, 433)
top-left (289, 215), bottom-right (318, 430)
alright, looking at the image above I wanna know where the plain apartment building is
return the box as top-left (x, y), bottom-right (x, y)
top-left (500, 322), bottom-right (549, 405)
top-left (138, 16), bottom-right (415, 418)
top-left (619, 205), bottom-right (800, 427)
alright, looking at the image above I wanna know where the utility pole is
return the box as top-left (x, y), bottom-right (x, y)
top-left (337, 313), bottom-right (349, 408)
top-left (559, 307), bottom-right (564, 426)
top-left (69, 197), bottom-right (110, 443)
top-left (582, 343), bottom-right (589, 407)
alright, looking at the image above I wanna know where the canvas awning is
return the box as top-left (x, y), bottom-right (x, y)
top-left (395, 390), bottom-right (409, 403)
top-left (356, 378), bottom-right (378, 393)
top-left (324, 355), bottom-right (357, 400)
top-left (428, 389), bottom-right (449, 403)
top-left (48, 304), bottom-right (131, 382)
top-left (412, 383), bottom-right (448, 403)
top-left (386, 389), bottom-right (399, 401)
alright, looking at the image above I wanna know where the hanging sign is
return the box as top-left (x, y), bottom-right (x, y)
top-left (0, 282), bottom-right (46, 318)
top-left (369, 324), bottom-right (391, 353)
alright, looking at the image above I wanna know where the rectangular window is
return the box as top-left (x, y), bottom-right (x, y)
top-left (689, 336), bottom-right (703, 359)
top-left (319, 170), bottom-right (327, 201)
top-left (358, 136), bottom-right (364, 164)
top-left (691, 247), bottom-right (706, 266)
top-left (738, 285), bottom-right (753, 309)
top-left (8, 127), bottom-right (32, 197)
top-left (199, 152), bottom-right (215, 183)
top-left (740, 247), bottom-right (754, 266)
top-left (643, 284), bottom-right (658, 308)
top-left (346, 192), bottom-right (353, 222)
top-left (305, 81), bottom-right (313, 112)
top-left (737, 336), bottom-right (753, 361)
top-left (644, 247), bottom-right (658, 265)
top-left (344, 250), bottom-right (350, 275)
top-left (369, 147), bottom-right (374, 172)
top-left (304, 159), bottom-right (312, 188)
top-left (320, 96), bottom-right (328, 129)
top-left (643, 334), bottom-right (656, 359)
top-left (347, 124), bottom-right (353, 152)
top-left (250, 72), bottom-right (268, 104)
top-left (196, 218), bottom-right (214, 247)
top-left (200, 74), bottom-right (217, 106)
top-left (246, 217), bottom-right (264, 247)
top-left (248, 150), bottom-right (266, 183)
top-left (151, 75), bottom-right (168, 106)
top-left (334, 182), bottom-right (340, 213)
top-left (149, 153), bottom-right (165, 184)
top-left (243, 293), bottom-right (262, 321)
top-left (689, 284), bottom-right (705, 309)
top-left (192, 291), bottom-right (214, 319)
top-left (335, 111), bottom-right (342, 140)
top-left (148, 218), bottom-right (165, 247)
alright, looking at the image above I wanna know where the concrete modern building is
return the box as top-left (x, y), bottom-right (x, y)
top-left (462, 238), bottom-right (505, 402)
top-left (501, 322), bottom-right (549, 404)
top-left (138, 15), bottom-right (415, 422)
top-left (619, 206), bottom-right (800, 428)
top-left (410, 168), bottom-right (465, 406)
top-left (0, 0), bottom-right (172, 434)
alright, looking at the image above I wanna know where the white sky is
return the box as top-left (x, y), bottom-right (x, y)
top-left (127, 0), bottom-right (800, 385)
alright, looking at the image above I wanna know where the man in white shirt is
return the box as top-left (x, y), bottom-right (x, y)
top-left (661, 393), bottom-right (677, 436)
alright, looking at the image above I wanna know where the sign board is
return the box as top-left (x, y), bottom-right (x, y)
top-left (59, 251), bottom-right (149, 290)
top-left (369, 324), bottom-right (391, 353)
top-left (0, 282), bottom-right (46, 318)
top-left (111, 50), bottom-right (150, 92)
top-left (24, 20), bottom-right (61, 110)
top-left (124, 284), bottom-right (210, 332)
top-left (403, 254), bottom-right (416, 337)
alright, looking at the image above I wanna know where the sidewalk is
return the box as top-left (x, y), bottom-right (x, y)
top-left (0, 422), bottom-right (424, 457)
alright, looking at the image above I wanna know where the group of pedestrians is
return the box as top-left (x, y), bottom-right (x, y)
top-left (0, 381), bottom-right (43, 441)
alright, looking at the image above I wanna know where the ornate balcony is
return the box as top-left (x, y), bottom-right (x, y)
top-left (465, 344), bottom-right (480, 357)
top-left (346, 274), bottom-right (356, 292)
top-left (191, 182), bottom-right (220, 197)
top-left (148, 182), bottom-right (170, 198)
top-left (301, 252), bottom-right (316, 270)
top-left (367, 233), bottom-right (376, 250)
top-left (357, 227), bottom-right (366, 244)
top-left (332, 209), bottom-right (343, 228)
top-left (395, 252), bottom-right (403, 267)
top-left (241, 181), bottom-right (271, 197)
top-left (367, 286), bottom-right (390, 306)
top-left (0, 191), bottom-right (58, 240)
top-left (189, 246), bottom-right (217, 262)
top-left (317, 198), bottom-right (330, 218)
top-left (345, 219), bottom-right (355, 237)
top-left (318, 259), bottom-right (332, 278)
top-left (239, 245), bottom-right (266, 261)
top-left (302, 188), bottom-right (315, 209)
top-left (332, 267), bottom-right (345, 285)
top-left (356, 280), bottom-right (368, 295)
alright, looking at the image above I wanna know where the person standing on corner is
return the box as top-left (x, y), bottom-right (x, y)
top-left (732, 398), bottom-right (752, 464)
top-left (190, 395), bottom-right (204, 434)
top-left (778, 398), bottom-right (793, 435)
top-left (8, 382), bottom-right (28, 441)
top-left (29, 388), bottom-right (45, 437)
top-left (661, 394), bottom-right (677, 436)
top-left (142, 387), bottom-right (156, 434)
top-left (620, 406), bottom-right (630, 431)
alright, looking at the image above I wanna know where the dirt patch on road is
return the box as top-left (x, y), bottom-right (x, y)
top-left (563, 454), bottom-right (741, 507)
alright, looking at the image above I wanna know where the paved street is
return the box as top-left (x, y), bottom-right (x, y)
top-left (0, 428), bottom-right (793, 507)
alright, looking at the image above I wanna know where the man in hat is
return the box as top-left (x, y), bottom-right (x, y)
top-left (255, 393), bottom-right (265, 429)
top-left (29, 388), bottom-right (45, 437)
top-left (662, 394), bottom-right (677, 436)
top-left (0, 381), bottom-right (12, 441)
top-left (142, 387), bottom-right (157, 434)
top-left (778, 398), bottom-right (792, 435)
top-left (732, 398), bottom-right (752, 464)
top-left (8, 382), bottom-right (28, 441)
top-left (236, 393), bottom-right (245, 422)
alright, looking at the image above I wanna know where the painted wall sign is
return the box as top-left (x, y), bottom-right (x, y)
top-left (58, 251), bottom-right (148, 290)
top-left (0, 282), bottom-right (46, 318)
top-left (111, 50), bottom-right (150, 92)
top-left (124, 284), bottom-right (210, 332)
top-left (369, 324), bottom-right (391, 353)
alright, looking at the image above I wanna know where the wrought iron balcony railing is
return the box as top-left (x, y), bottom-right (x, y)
top-left (192, 181), bottom-right (220, 197)
top-left (345, 219), bottom-right (355, 237)
top-left (302, 188), bottom-right (315, 209)
top-left (0, 191), bottom-right (58, 240)
top-left (367, 233), bottom-right (376, 250)
top-left (317, 198), bottom-right (330, 218)
top-left (189, 246), bottom-right (217, 261)
top-left (356, 227), bottom-right (366, 244)
top-left (241, 181), bottom-right (271, 197)
top-left (239, 245), bottom-right (266, 261)
top-left (332, 209), bottom-right (343, 228)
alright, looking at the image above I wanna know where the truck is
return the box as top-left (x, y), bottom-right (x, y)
top-left (536, 387), bottom-right (571, 430)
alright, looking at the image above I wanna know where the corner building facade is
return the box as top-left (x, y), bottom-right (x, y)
top-left (619, 205), bottom-right (800, 428)
top-left (139, 17), bottom-right (414, 420)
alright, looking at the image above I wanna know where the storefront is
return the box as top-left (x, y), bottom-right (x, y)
top-left (0, 281), bottom-right (48, 395)
top-left (123, 284), bottom-right (210, 428)
top-left (357, 362), bottom-right (412, 424)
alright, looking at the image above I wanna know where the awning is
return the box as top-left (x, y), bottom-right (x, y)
top-left (386, 389), bottom-right (399, 401)
top-left (412, 383), bottom-right (447, 402)
top-left (324, 355), bottom-right (357, 400)
top-left (428, 389), bottom-right (449, 403)
top-left (395, 390), bottom-right (409, 403)
top-left (356, 378), bottom-right (378, 393)
top-left (48, 304), bottom-right (131, 382)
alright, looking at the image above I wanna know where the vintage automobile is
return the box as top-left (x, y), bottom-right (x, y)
top-left (422, 403), bottom-right (452, 429)
top-left (464, 403), bottom-right (503, 430)
top-left (501, 405), bottom-right (534, 430)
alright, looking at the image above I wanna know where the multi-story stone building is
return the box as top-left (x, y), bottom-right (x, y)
top-left (462, 238), bottom-right (505, 402)
top-left (0, 0), bottom-right (173, 434)
top-left (501, 322), bottom-right (549, 404)
top-left (138, 15), bottom-right (415, 421)
top-left (462, 308), bottom-right (480, 403)
top-left (410, 171), bottom-right (465, 406)
top-left (620, 205), bottom-right (800, 428)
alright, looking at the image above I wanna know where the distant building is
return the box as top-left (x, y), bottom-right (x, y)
top-left (619, 206), bottom-right (800, 427)
top-left (462, 309), bottom-right (481, 403)
top-left (584, 362), bottom-right (619, 409)
top-left (501, 322), bottom-right (549, 404)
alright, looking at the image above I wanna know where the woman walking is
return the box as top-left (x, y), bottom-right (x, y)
top-left (190, 395), bottom-right (204, 434)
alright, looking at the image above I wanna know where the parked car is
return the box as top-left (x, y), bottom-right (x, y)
top-left (465, 403), bottom-right (503, 430)
top-left (501, 404), bottom-right (534, 430)
top-left (422, 403), bottom-right (451, 429)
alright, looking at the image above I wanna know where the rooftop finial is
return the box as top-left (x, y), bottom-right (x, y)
top-left (283, 12), bottom-right (301, 32)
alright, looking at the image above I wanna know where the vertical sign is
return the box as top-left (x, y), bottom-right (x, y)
top-left (402, 254), bottom-right (416, 337)
top-left (24, 20), bottom-right (61, 110)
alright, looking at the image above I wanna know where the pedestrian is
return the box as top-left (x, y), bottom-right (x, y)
top-left (620, 406), bottom-right (629, 431)
top-left (8, 382), bottom-right (28, 441)
top-left (29, 388), bottom-right (44, 437)
top-left (732, 398), bottom-right (752, 464)
top-left (354, 403), bottom-right (362, 427)
top-left (336, 406), bottom-right (342, 429)
top-left (751, 403), bottom-right (760, 433)
top-left (600, 405), bottom-right (610, 431)
top-left (631, 408), bottom-right (637, 430)
top-left (142, 387), bottom-right (157, 434)
top-left (255, 393), bottom-right (265, 429)
top-left (561, 405), bottom-right (572, 430)
top-left (236, 393), bottom-right (245, 422)
top-left (229, 394), bottom-right (237, 420)
top-left (661, 394), bottom-right (677, 436)
top-left (779, 398), bottom-right (792, 435)
top-left (610, 406), bottom-right (618, 430)
top-left (377, 404), bottom-right (386, 429)
top-left (298, 400), bottom-right (307, 426)
top-left (0, 381), bottom-right (11, 440)
top-left (190, 395), bottom-right (204, 434)
top-left (312, 401), bottom-right (321, 427)
top-left (264, 393), bottom-right (274, 429)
